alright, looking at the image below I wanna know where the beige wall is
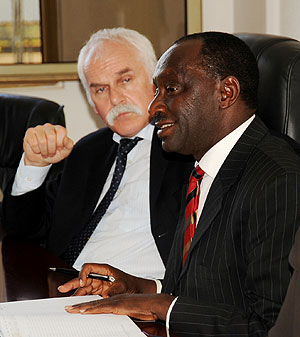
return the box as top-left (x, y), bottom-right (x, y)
top-left (203, 0), bottom-right (266, 33)
top-left (279, 0), bottom-right (300, 41)
top-left (234, 0), bottom-right (266, 33)
top-left (202, 0), bottom-right (300, 41)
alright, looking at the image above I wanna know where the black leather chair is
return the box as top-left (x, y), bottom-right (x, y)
top-left (0, 94), bottom-right (66, 236)
top-left (235, 33), bottom-right (300, 144)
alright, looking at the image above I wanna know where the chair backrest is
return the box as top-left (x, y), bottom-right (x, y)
top-left (0, 93), bottom-right (66, 192)
top-left (235, 33), bottom-right (300, 144)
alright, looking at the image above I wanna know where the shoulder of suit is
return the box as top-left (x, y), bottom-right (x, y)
top-left (67, 127), bottom-right (115, 162)
top-left (73, 127), bottom-right (114, 148)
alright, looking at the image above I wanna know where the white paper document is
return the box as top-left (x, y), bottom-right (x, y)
top-left (0, 295), bottom-right (145, 337)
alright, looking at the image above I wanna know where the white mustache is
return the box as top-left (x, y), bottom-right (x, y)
top-left (106, 104), bottom-right (143, 126)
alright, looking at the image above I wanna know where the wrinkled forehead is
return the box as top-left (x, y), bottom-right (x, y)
top-left (154, 40), bottom-right (203, 79)
top-left (86, 39), bottom-right (137, 64)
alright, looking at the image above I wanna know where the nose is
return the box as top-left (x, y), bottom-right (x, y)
top-left (109, 87), bottom-right (125, 106)
top-left (148, 95), bottom-right (166, 124)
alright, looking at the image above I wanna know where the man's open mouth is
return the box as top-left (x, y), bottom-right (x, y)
top-left (155, 119), bottom-right (175, 130)
top-left (160, 122), bottom-right (175, 129)
top-left (155, 120), bottom-right (176, 138)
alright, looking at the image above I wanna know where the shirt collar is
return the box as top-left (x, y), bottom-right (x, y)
top-left (197, 115), bottom-right (255, 179)
top-left (112, 123), bottom-right (154, 144)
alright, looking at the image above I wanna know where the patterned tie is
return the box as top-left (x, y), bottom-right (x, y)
top-left (62, 137), bottom-right (142, 265)
top-left (182, 166), bottom-right (205, 266)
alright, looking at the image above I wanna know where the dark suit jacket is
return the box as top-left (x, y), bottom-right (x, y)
top-left (268, 228), bottom-right (300, 337)
top-left (3, 127), bottom-right (193, 265)
top-left (162, 116), bottom-right (300, 337)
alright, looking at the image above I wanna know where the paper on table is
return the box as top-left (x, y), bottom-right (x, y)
top-left (0, 295), bottom-right (145, 337)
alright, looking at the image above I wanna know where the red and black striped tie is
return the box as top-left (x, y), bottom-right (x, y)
top-left (183, 166), bottom-right (204, 266)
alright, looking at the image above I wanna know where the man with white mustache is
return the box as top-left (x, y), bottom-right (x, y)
top-left (3, 28), bottom-right (193, 279)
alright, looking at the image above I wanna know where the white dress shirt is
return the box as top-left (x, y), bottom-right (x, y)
top-left (12, 124), bottom-right (165, 279)
top-left (165, 115), bottom-right (255, 334)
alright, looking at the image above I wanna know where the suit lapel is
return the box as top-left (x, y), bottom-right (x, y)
top-left (180, 116), bottom-right (268, 274)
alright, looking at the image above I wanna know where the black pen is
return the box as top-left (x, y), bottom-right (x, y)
top-left (49, 267), bottom-right (115, 282)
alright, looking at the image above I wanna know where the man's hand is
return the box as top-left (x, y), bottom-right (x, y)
top-left (58, 263), bottom-right (157, 298)
top-left (23, 123), bottom-right (74, 167)
top-left (64, 293), bottom-right (175, 321)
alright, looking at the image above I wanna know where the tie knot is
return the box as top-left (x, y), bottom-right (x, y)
top-left (191, 166), bottom-right (205, 180)
top-left (119, 137), bottom-right (142, 155)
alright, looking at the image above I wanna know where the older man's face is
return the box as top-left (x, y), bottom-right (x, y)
top-left (149, 40), bottom-right (222, 160)
top-left (85, 40), bottom-right (155, 137)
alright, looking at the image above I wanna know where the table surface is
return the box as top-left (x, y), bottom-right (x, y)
top-left (0, 236), bottom-right (170, 337)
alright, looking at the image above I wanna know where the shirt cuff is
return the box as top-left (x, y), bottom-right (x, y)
top-left (153, 279), bottom-right (162, 293)
top-left (166, 297), bottom-right (178, 335)
top-left (153, 280), bottom-right (177, 337)
top-left (11, 153), bottom-right (52, 196)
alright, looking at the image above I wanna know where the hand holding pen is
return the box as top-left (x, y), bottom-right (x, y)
top-left (56, 263), bottom-right (155, 298)
top-left (50, 267), bottom-right (115, 282)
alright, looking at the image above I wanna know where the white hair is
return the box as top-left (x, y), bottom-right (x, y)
top-left (77, 27), bottom-right (157, 107)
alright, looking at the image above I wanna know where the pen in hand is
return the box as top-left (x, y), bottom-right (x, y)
top-left (49, 267), bottom-right (115, 282)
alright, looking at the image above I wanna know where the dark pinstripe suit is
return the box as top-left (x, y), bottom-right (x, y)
top-left (162, 116), bottom-right (300, 337)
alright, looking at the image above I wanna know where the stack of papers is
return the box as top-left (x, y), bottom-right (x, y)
top-left (0, 295), bottom-right (145, 337)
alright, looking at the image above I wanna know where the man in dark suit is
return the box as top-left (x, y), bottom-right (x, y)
top-left (61, 32), bottom-right (300, 337)
top-left (2, 28), bottom-right (192, 279)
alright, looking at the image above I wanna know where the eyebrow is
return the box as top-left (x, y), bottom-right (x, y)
top-left (117, 67), bottom-right (132, 76)
top-left (89, 67), bottom-right (133, 89)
